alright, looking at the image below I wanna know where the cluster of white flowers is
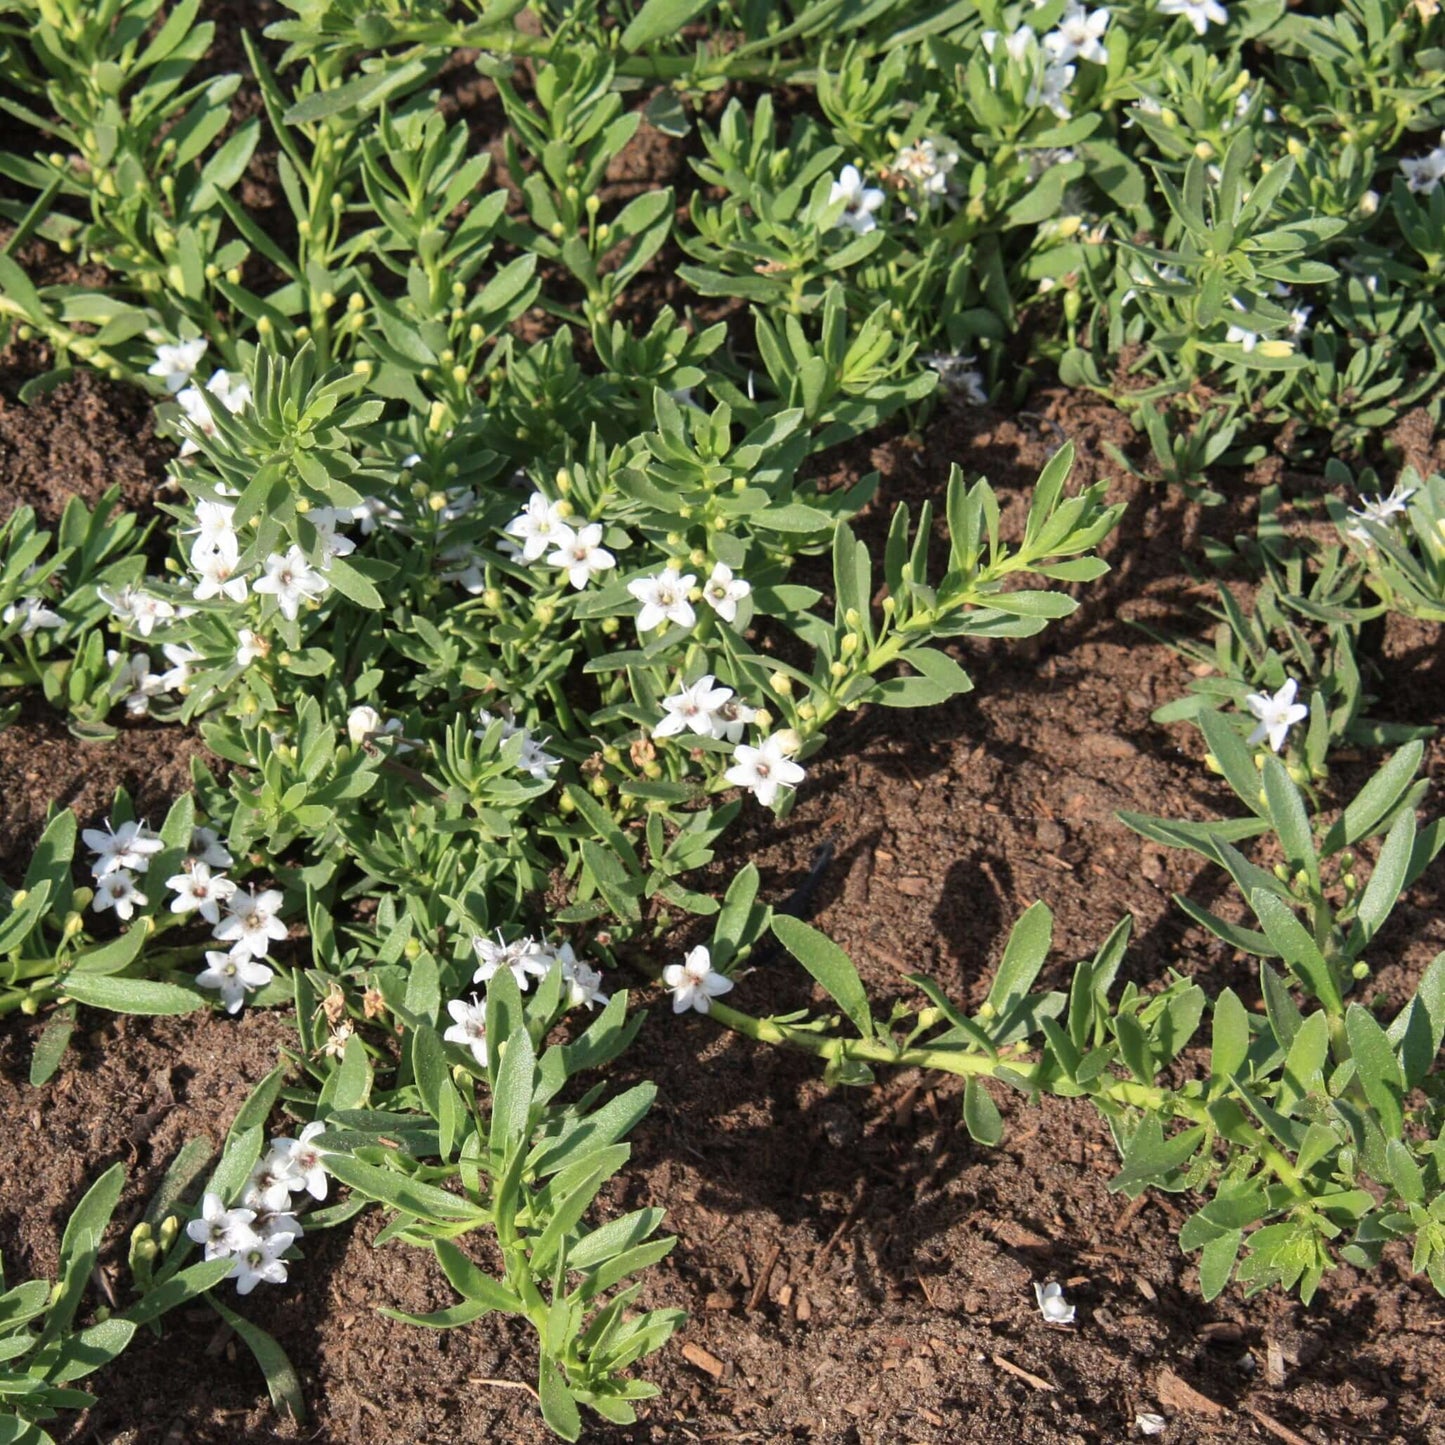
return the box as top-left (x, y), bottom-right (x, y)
top-left (893, 136), bottom-right (961, 208)
top-left (475, 709), bottom-right (561, 781)
top-left (185, 1122), bottom-right (328, 1294)
top-left (148, 337), bottom-right (251, 458)
top-left (651, 672), bottom-right (805, 808)
top-left (83, 816), bottom-right (282, 1012)
top-left (980, 4), bottom-right (1109, 122)
top-left (629, 560), bottom-right (750, 636)
top-left (1345, 482), bottom-right (1416, 548)
top-left (103, 643), bottom-right (201, 716)
top-left (503, 493), bottom-right (616, 591)
top-left (443, 933), bottom-right (610, 1066)
top-left (1400, 133), bottom-right (1445, 195)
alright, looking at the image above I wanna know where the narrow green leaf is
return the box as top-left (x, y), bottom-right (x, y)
top-left (962, 1078), bottom-right (1004, 1145)
top-left (772, 915), bottom-right (873, 1038)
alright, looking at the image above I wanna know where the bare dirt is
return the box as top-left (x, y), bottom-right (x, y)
top-left (2, 20), bottom-right (1444, 1445)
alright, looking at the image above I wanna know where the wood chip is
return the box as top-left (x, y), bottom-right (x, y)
top-left (895, 876), bottom-right (930, 897)
top-left (681, 1342), bottom-right (727, 1381)
top-left (795, 1292), bottom-right (811, 1322)
top-left (1196, 1322), bottom-right (1244, 1343)
top-left (991, 1354), bottom-right (1057, 1392)
top-left (1244, 1404), bottom-right (1313, 1445)
top-left (1155, 1368), bottom-right (1226, 1416)
top-left (747, 1244), bottom-right (782, 1312)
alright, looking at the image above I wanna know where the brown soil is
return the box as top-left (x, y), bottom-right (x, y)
top-left (1, 377), bottom-right (1442, 1445)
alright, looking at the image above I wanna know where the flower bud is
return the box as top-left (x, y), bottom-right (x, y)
top-left (558, 791), bottom-right (577, 814)
top-left (1351, 961), bottom-right (1370, 980)
top-left (62, 910), bottom-right (85, 940)
top-left (348, 705), bottom-right (381, 747)
top-left (585, 194), bottom-right (600, 215)
top-left (10, 889), bottom-right (27, 909)
top-left (797, 702), bottom-right (816, 721)
top-left (20, 996), bottom-right (38, 1015)
top-left (839, 633), bottom-right (859, 658)
top-left (1341, 872), bottom-right (1357, 892)
top-left (535, 602), bottom-right (556, 627)
top-left (353, 359), bottom-right (373, 377)
top-left (666, 531), bottom-right (683, 547)
top-left (482, 587), bottom-right (503, 610)
top-left (590, 774), bottom-right (610, 797)
top-left (829, 661), bottom-right (848, 679)
top-left (770, 672), bottom-right (793, 695)
top-left (158, 1215), bottom-right (179, 1249)
top-left (595, 223), bottom-right (610, 242)
top-left (753, 709), bottom-right (772, 730)
top-left (258, 316), bottom-right (273, 335)
top-left (1358, 189), bottom-right (1380, 217)
top-left (772, 728), bottom-right (801, 755)
top-left (428, 491), bottom-right (448, 512)
top-left (600, 615), bottom-right (619, 635)
top-left (1273, 863), bottom-right (1291, 882)
top-left (689, 547), bottom-right (708, 567)
top-left (1057, 214), bottom-right (1083, 238)
top-left (404, 938), bottom-right (423, 961)
top-left (427, 400), bottom-right (448, 433)
top-left (643, 761), bottom-right (663, 779)
top-left (550, 221), bottom-right (565, 238)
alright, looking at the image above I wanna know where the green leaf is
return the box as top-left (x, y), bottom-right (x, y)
top-left (1261, 756), bottom-right (1317, 887)
top-left (322, 1155), bottom-right (488, 1224)
top-left (29, 1005), bottom-right (75, 1086)
top-left (771, 915), bottom-right (873, 1038)
top-left (432, 1240), bottom-right (522, 1313)
top-left (323, 555), bottom-right (384, 609)
top-left (1323, 741), bottom-right (1423, 853)
top-left (490, 1011), bottom-right (537, 1155)
top-left (1209, 988), bottom-right (1250, 1086)
top-left (123, 1256), bottom-right (234, 1327)
top-left (621, 0), bottom-right (711, 49)
top-left (1388, 951), bottom-right (1445, 1088)
top-left (984, 901), bottom-right (1052, 1022)
top-left (1198, 708), bottom-right (1267, 817)
top-left (1198, 1229), bottom-right (1243, 1300)
top-left (208, 1294), bottom-right (306, 1423)
top-left (1109, 1117), bottom-right (1207, 1195)
top-left (962, 1078), bottom-right (1004, 1145)
top-left (538, 1354), bottom-right (582, 1441)
top-left (1260, 961), bottom-right (1303, 1051)
top-left (1250, 891), bottom-right (1342, 1014)
top-left (1345, 1003), bottom-right (1404, 1140)
top-left (61, 976), bottom-right (205, 1016)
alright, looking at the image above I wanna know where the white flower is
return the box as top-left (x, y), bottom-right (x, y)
top-left (197, 947), bottom-right (275, 1013)
top-left (546, 522), bottom-right (616, 589)
top-left (894, 138), bottom-right (958, 202)
top-left (712, 695), bottom-right (758, 744)
top-left (235, 629), bottom-right (265, 667)
top-left (517, 735), bottom-right (560, 780)
top-left (556, 944), bottom-right (609, 1010)
top-left (1346, 484), bottom-right (1417, 546)
top-left (1400, 139), bottom-right (1445, 195)
top-left (3, 597), bottom-right (62, 635)
top-left (1035, 1280), bottom-right (1076, 1323)
top-left (165, 862), bottom-right (237, 926)
top-left (347, 705), bottom-right (382, 747)
top-left (1225, 322), bottom-right (1259, 352)
top-left (701, 561), bottom-right (750, 623)
top-left (654, 673), bottom-right (736, 740)
top-left (1028, 62), bottom-right (1076, 120)
top-left (186, 1192), bottom-right (259, 1259)
top-left (924, 353), bottom-right (989, 404)
top-left (724, 734), bottom-right (806, 808)
top-left (472, 932), bottom-right (551, 991)
top-left (267, 1121), bottom-right (329, 1202)
top-left (1244, 678), bottom-right (1309, 753)
top-left (253, 546), bottom-right (328, 621)
top-left (185, 500), bottom-right (239, 569)
top-left (1285, 304), bottom-right (1313, 339)
top-left (192, 535), bottom-right (249, 603)
top-left (228, 1232), bottom-right (292, 1295)
top-left (983, 25), bottom-right (1036, 64)
top-left (662, 944), bottom-right (734, 1015)
top-left (1045, 3), bottom-right (1109, 64)
top-left (176, 370), bottom-right (250, 456)
top-left (93, 869), bottom-right (147, 922)
top-left (628, 570), bottom-right (696, 635)
top-left (353, 495), bottom-right (404, 535)
top-left (438, 547), bottom-right (487, 594)
top-left (443, 996), bottom-right (489, 1066)
top-left (214, 887), bottom-right (288, 960)
top-left (106, 650), bottom-right (165, 716)
top-left (1157, 0), bottom-right (1228, 34)
top-left (83, 819), bottom-right (164, 878)
top-left (148, 338), bottom-right (208, 394)
top-left (828, 165), bottom-right (886, 236)
top-left (504, 493), bottom-right (575, 562)
top-left (306, 507), bottom-right (356, 566)
top-left (190, 825), bottom-right (233, 868)
top-left (244, 1158), bottom-right (298, 1215)
top-left (159, 642), bottom-right (202, 692)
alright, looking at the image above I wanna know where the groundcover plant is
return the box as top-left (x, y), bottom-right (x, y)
top-left (0, 0), bottom-right (1443, 1438)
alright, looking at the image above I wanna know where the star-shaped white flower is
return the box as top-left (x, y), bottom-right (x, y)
top-left (556, 944), bottom-right (609, 1010)
top-left (197, 947), bottom-right (274, 1013)
top-left (1045, 3), bottom-right (1109, 63)
top-left (267, 1121), bottom-right (330, 1202)
top-left (148, 338), bottom-right (208, 394)
top-left (628, 570), bottom-right (696, 635)
top-left (546, 522), bottom-right (616, 589)
top-left (1027, 62), bottom-right (1076, 120)
top-left (1225, 322), bottom-right (1259, 352)
top-left (1034, 1280), bottom-right (1076, 1324)
top-left (228, 1232), bottom-right (293, 1294)
top-left (1346, 484), bottom-right (1416, 546)
top-left (1401, 145), bottom-right (1445, 195)
top-left (443, 996), bottom-right (489, 1066)
top-left (213, 887), bottom-right (288, 960)
top-left (3, 597), bottom-right (62, 635)
top-left (504, 493), bottom-right (575, 563)
top-left (1157, 0), bottom-right (1228, 34)
top-left (165, 862), bottom-right (237, 926)
top-left (662, 944), bottom-right (734, 1015)
top-left (93, 869), bottom-right (147, 922)
top-left (189, 825), bottom-right (233, 869)
top-left (83, 819), bottom-right (164, 878)
top-left (828, 165), bottom-right (886, 236)
top-left (724, 734), bottom-right (806, 808)
top-left (654, 673), bottom-right (735, 740)
top-left (185, 1191), bottom-right (259, 1259)
top-left (472, 932), bottom-right (550, 991)
top-left (712, 695), bottom-right (758, 744)
top-left (701, 561), bottom-right (750, 623)
top-left (176, 369), bottom-right (250, 456)
top-left (253, 546), bottom-right (328, 621)
top-left (1244, 678), bottom-right (1309, 753)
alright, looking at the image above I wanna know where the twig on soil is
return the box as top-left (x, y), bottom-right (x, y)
top-left (990, 1353), bottom-right (1057, 1392)
top-left (1244, 1404), bottom-right (1313, 1445)
top-left (681, 1341), bottom-right (728, 1381)
top-left (746, 1242), bottom-right (782, 1311)
top-left (812, 1194), bottom-right (864, 1273)
top-left (467, 1376), bottom-right (541, 1403)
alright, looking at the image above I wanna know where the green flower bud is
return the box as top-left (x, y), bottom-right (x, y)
top-left (590, 775), bottom-right (610, 797)
top-left (839, 633), bottom-right (859, 658)
top-left (829, 661), bottom-right (848, 679)
top-left (600, 616), bottom-right (619, 635)
top-left (482, 588), bottom-right (503, 610)
top-left (535, 602), bottom-right (556, 627)
top-left (558, 792), bottom-right (577, 814)
top-left (20, 996), bottom-right (38, 1015)
top-left (770, 672), bottom-right (793, 695)
top-left (1351, 961), bottom-right (1370, 981)
top-left (404, 938), bottom-right (422, 960)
